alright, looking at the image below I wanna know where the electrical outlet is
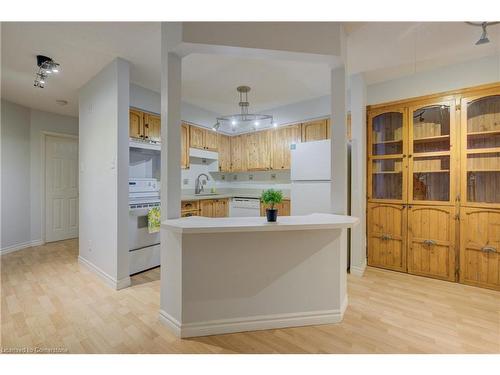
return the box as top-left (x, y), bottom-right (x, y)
top-left (249, 174), bottom-right (254, 180)
top-left (221, 175), bottom-right (226, 180)
top-left (271, 174), bottom-right (276, 180)
top-left (233, 175), bottom-right (238, 180)
top-left (183, 178), bottom-right (189, 185)
top-left (88, 240), bottom-right (93, 252)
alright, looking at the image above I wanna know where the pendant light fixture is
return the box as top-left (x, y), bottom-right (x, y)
top-left (466, 22), bottom-right (500, 45)
top-left (212, 86), bottom-right (276, 132)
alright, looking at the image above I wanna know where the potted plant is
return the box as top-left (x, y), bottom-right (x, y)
top-left (261, 189), bottom-right (283, 222)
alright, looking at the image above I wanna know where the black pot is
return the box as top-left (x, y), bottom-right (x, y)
top-left (266, 208), bottom-right (278, 222)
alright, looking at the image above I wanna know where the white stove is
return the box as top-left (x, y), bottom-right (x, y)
top-left (128, 178), bottom-right (161, 275)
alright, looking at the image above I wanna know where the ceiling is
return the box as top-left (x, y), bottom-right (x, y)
top-left (2, 22), bottom-right (500, 118)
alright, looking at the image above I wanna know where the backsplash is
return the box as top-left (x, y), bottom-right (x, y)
top-left (181, 158), bottom-right (218, 190)
top-left (212, 170), bottom-right (291, 190)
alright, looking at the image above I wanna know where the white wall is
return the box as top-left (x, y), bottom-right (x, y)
top-left (30, 109), bottom-right (78, 242)
top-left (79, 58), bottom-right (130, 289)
top-left (367, 55), bottom-right (500, 105)
top-left (1, 100), bottom-right (31, 250)
top-left (130, 83), bottom-right (219, 128)
top-left (1, 99), bottom-right (78, 252)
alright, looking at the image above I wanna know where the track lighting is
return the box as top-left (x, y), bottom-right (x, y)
top-left (466, 22), bottom-right (500, 45)
top-left (34, 55), bottom-right (60, 88)
top-left (212, 122), bottom-right (220, 131)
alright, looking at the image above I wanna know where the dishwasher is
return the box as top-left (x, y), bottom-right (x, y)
top-left (229, 197), bottom-right (261, 217)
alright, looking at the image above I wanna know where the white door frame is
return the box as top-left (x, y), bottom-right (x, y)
top-left (41, 131), bottom-right (79, 243)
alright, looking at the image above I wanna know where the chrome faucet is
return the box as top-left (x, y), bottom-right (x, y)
top-left (195, 173), bottom-right (209, 194)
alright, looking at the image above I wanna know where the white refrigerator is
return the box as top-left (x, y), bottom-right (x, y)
top-left (290, 139), bottom-right (331, 215)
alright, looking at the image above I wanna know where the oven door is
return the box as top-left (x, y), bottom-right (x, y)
top-left (128, 205), bottom-right (160, 251)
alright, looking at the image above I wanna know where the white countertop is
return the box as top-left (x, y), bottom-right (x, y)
top-left (162, 213), bottom-right (358, 234)
top-left (181, 193), bottom-right (290, 201)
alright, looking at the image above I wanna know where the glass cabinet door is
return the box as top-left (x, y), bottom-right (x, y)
top-left (370, 111), bottom-right (405, 156)
top-left (463, 94), bottom-right (500, 205)
top-left (368, 109), bottom-right (407, 202)
top-left (409, 102), bottom-right (454, 204)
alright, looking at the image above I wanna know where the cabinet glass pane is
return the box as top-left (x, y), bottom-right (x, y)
top-left (467, 95), bottom-right (500, 149)
top-left (467, 152), bottom-right (500, 203)
top-left (413, 156), bottom-right (450, 201)
top-left (372, 112), bottom-right (403, 156)
top-left (372, 159), bottom-right (403, 200)
top-left (413, 105), bottom-right (450, 153)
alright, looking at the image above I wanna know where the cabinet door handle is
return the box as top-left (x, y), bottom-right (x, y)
top-left (481, 246), bottom-right (497, 253)
top-left (381, 234), bottom-right (392, 241)
top-left (423, 239), bottom-right (436, 246)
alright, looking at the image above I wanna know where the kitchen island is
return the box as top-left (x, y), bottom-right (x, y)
top-left (159, 214), bottom-right (358, 338)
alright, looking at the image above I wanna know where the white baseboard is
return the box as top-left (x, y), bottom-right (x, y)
top-left (350, 259), bottom-right (367, 277)
top-left (0, 239), bottom-right (44, 255)
top-left (159, 296), bottom-right (348, 338)
top-left (78, 255), bottom-right (131, 290)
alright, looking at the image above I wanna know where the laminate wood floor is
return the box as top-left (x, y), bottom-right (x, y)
top-left (1, 239), bottom-right (499, 353)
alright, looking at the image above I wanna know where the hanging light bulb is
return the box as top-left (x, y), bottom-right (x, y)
top-left (212, 122), bottom-right (220, 131)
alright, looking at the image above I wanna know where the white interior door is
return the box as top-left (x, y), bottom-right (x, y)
top-left (45, 135), bottom-right (79, 242)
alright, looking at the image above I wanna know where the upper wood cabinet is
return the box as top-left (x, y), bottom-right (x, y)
top-left (144, 113), bottom-right (161, 142)
top-left (271, 125), bottom-right (301, 170)
top-left (189, 125), bottom-right (218, 152)
top-left (460, 91), bottom-right (500, 207)
top-left (217, 134), bottom-right (232, 172)
top-left (301, 119), bottom-right (329, 142)
top-left (129, 109), bottom-right (145, 139)
top-left (246, 130), bottom-right (271, 170)
top-left (230, 134), bottom-right (248, 172)
top-left (129, 109), bottom-right (161, 143)
top-left (181, 123), bottom-right (189, 169)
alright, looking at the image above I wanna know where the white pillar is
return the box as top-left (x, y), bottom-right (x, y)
top-left (349, 73), bottom-right (367, 276)
top-left (160, 23), bottom-right (182, 220)
top-left (331, 64), bottom-right (348, 215)
top-left (330, 64), bottom-right (348, 298)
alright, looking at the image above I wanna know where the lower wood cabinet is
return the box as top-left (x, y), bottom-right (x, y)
top-left (407, 205), bottom-right (456, 281)
top-left (260, 199), bottom-right (291, 217)
top-left (200, 199), bottom-right (229, 218)
top-left (367, 203), bottom-right (407, 272)
top-left (460, 207), bottom-right (500, 291)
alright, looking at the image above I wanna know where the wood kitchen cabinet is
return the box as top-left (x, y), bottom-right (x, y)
top-left (367, 202), bottom-right (407, 272)
top-left (129, 109), bottom-right (144, 139)
top-left (200, 199), bottom-right (229, 218)
top-left (129, 109), bottom-right (161, 143)
top-left (246, 130), bottom-right (271, 170)
top-left (271, 125), bottom-right (301, 170)
top-left (217, 134), bottom-right (232, 172)
top-left (460, 207), bottom-right (500, 291)
top-left (301, 119), bottom-right (329, 142)
top-left (230, 134), bottom-right (248, 172)
top-left (144, 113), bottom-right (161, 142)
top-left (189, 125), bottom-right (218, 152)
top-left (181, 200), bottom-right (200, 217)
top-left (181, 123), bottom-right (189, 169)
top-left (260, 199), bottom-right (291, 216)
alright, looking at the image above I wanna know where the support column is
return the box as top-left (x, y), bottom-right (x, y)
top-left (330, 64), bottom-right (348, 215)
top-left (160, 23), bottom-right (182, 220)
top-left (349, 73), bottom-right (367, 276)
top-left (330, 64), bottom-right (348, 300)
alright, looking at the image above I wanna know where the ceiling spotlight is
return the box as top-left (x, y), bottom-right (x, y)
top-left (273, 122), bottom-right (278, 128)
top-left (33, 55), bottom-right (60, 88)
top-left (231, 119), bottom-right (237, 126)
top-left (254, 121), bottom-right (260, 127)
top-left (212, 122), bottom-right (220, 131)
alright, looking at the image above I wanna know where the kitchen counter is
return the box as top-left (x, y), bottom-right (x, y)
top-left (181, 191), bottom-right (290, 202)
top-left (159, 213), bottom-right (358, 338)
top-left (162, 213), bottom-right (358, 234)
